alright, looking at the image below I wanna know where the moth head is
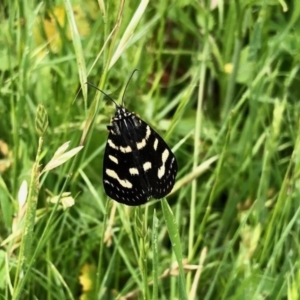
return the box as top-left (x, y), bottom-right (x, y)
top-left (113, 107), bottom-right (132, 121)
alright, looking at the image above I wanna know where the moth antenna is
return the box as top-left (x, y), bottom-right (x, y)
top-left (86, 82), bottom-right (119, 107)
top-left (121, 69), bottom-right (139, 106)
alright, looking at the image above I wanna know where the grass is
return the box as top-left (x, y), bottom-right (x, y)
top-left (1, 0), bottom-right (300, 299)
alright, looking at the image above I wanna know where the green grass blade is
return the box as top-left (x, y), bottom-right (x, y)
top-left (161, 199), bottom-right (187, 300)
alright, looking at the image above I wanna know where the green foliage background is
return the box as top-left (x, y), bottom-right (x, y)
top-left (1, 0), bottom-right (300, 299)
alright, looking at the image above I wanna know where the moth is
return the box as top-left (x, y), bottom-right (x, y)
top-left (87, 72), bottom-right (177, 206)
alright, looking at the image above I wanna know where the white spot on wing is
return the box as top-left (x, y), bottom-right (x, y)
top-left (120, 145), bottom-right (132, 153)
top-left (137, 126), bottom-right (151, 150)
top-left (137, 139), bottom-right (146, 149)
top-left (129, 168), bottom-right (139, 175)
top-left (153, 138), bottom-right (158, 150)
top-left (108, 139), bottom-right (118, 150)
top-left (143, 162), bottom-right (152, 171)
top-left (106, 169), bottom-right (133, 188)
top-left (158, 149), bottom-right (169, 179)
top-left (109, 155), bottom-right (118, 164)
top-left (145, 126), bottom-right (151, 138)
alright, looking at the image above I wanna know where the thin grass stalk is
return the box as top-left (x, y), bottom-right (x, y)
top-left (64, 0), bottom-right (88, 109)
top-left (141, 206), bottom-right (149, 300)
top-left (79, 0), bottom-right (125, 146)
top-left (109, 0), bottom-right (149, 69)
top-left (152, 211), bottom-right (159, 300)
top-left (13, 137), bottom-right (43, 299)
top-left (260, 117), bottom-right (299, 264)
top-left (96, 200), bottom-right (110, 297)
top-left (187, 42), bottom-right (208, 291)
top-left (221, 1), bottom-right (244, 120)
top-left (161, 199), bottom-right (187, 300)
top-left (13, 104), bottom-right (48, 299)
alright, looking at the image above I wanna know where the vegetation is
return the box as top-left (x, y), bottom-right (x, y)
top-left (1, 0), bottom-right (300, 299)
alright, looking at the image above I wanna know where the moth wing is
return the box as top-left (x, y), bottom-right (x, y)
top-left (137, 120), bottom-right (177, 199)
top-left (102, 129), bottom-right (150, 206)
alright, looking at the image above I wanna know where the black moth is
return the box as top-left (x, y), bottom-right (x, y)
top-left (87, 72), bottom-right (177, 206)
